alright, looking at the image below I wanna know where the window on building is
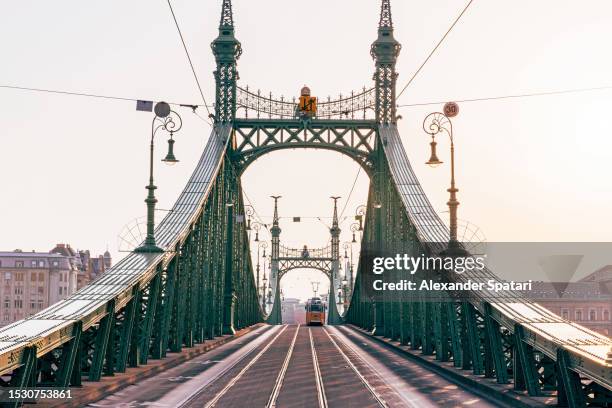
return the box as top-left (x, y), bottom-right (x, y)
top-left (4, 299), bottom-right (9, 309)
top-left (16, 273), bottom-right (23, 281)
top-left (14, 299), bottom-right (22, 308)
top-left (30, 273), bottom-right (36, 282)
top-left (604, 310), bottom-right (610, 321)
top-left (59, 287), bottom-right (62, 295)
top-left (14, 287), bottom-right (23, 295)
top-left (30, 302), bottom-right (36, 309)
top-left (52, 260), bottom-right (59, 267)
top-left (38, 286), bottom-right (44, 294)
top-left (561, 309), bottom-right (569, 320)
top-left (575, 309), bottom-right (583, 321)
top-left (38, 261), bottom-right (44, 268)
top-left (4, 272), bottom-right (11, 281)
top-left (37, 300), bottom-right (43, 309)
top-left (15, 261), bottom-right (24, 268)
top-left (38, 272), bottom-right (44, 282)
top-left (589, 309), bottom-right (597, 321)
top-left (31, 260), bottom-right (37, 268)
top-left (3, 315), bottom-right (8, 322)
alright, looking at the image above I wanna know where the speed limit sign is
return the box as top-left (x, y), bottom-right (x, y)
top-left (443, 102), bottom-right (459, 118)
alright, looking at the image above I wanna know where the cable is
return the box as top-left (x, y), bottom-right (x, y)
top-left (339, 167), bottom-right (362, 219)
top-left (166, 0), bottom-right (214, 121)
top-left (396, 0), bottom-right (475, 101)
top-left (0, 84), bottom-right (209, 108)
top-left (397, 85), bottom-right (612, 108)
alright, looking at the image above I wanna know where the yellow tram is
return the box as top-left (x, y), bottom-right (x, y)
top-left (305, 297), bottom-right (326, 326)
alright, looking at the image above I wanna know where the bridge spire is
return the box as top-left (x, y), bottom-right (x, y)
top-left (268, 195), bottom-right (282, 324)
top-left (371, 0), bottom-right (401, 125)
top-left (219, 0), bottom-right (234, 28)
top-left (378, 0), bottom-right (393, 28)
top-left (328, 197), bottom-right (343, 325)
top-left (211, 0), bottom-right (242, 124)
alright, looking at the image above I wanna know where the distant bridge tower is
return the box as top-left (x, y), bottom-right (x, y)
top-left (268, 195), bottom-right (282, 324)
top-left (371, 0), bottom-right (401, 125)
top-left (327, 197), bottom-right (343, 325)
top-left (211, 0), bottom-right (242, 124)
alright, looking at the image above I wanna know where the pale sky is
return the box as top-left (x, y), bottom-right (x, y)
top-left (1, 1), bottom-right (611, 301)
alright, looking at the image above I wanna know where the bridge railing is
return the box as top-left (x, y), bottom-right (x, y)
top-left (362, 124), bottom-right (612, 394)
top-left (0, 125), bottom-right (264, 387)
top-left (278, 244), bottom-right (333, 259)
top-left (236, 86), bottom-right (376, 120)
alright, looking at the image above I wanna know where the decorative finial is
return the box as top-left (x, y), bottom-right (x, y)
top-left (379, 0), bottom-right (393, 29)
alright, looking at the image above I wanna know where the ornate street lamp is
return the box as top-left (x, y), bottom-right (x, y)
top-left (244, 205), bottom-right (254, 231)
top-left (135, 102), bottom-right (182, 253)
top-left (355, 205), bottom-right (366, 230)
top-left (350, 222), bottom-right (361, 243)
top-left (342, 277), bottom-right (349, 308)
top-left (251, 221), bottom-right (263, 242)
top-left (256, 241), bottom-right (268, 305)
top-left (422, 105), bottom-right (464, 251)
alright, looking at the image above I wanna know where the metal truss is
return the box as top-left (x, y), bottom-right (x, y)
top-left (278, 258), bottom-right (332, 281)
top-left (345, 125), bottom-right (612, 406)
top-left (0, 127), bottom-right (263, 405)
top-left (231, 119), bottom-right (377, 175)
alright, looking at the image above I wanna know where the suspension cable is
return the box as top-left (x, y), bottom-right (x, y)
top-left (396, 0), bottom-right (475, 101)
top-left (166, 0), bottom-right (214, 123)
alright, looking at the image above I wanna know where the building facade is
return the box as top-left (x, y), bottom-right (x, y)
top-left (523, 266), bottom-right (612, 336)
top-left (0, 244), bottom-right (111, 327)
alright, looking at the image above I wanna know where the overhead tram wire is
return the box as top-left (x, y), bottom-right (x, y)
top-left (0, 84), bottom-right (210, 109)
top-left (166, 0), bottom-right (214, 124)
top-left (396, 0), bottom-right (475, 101)
top-left (396, 85), bottom-right (612, 108)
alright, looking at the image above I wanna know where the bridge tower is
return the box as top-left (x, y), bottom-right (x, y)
top-left (370, 0), bottom-right (401, 335)
top-left (327, 197), bottom-right (343, 325)
top-left (211, 0), bottom-right (242, 124)
top-left (268, 195), bottom-right (283, 324)
top-left (371, 0), bottom-right (401, 125)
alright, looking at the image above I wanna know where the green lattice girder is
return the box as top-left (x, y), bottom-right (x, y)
top-left (232, 119), bottom-right (377, 175)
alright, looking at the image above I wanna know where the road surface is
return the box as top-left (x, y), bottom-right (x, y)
top-left (89, 324), bottom-right (503, 408)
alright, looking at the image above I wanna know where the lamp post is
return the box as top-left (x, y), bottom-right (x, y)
top-left (135, 102), bottom-right (182, 253)
top-left (256, 241), bottom-right (268, 306)
top-left (311, 281), bottom-right (320, 298)
top-left (261, 268), bottom-right (268, 309)
top-left (342, 277), bottom-right (349, 308)
top-left (244, 205), bottom-right (254, 232)
top-left (422, 106), bottom-right (463, 252)
top-left (251, 221), bottom-right (263, 242)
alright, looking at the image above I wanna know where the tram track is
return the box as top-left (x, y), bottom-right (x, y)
top-left (322, 327), bottom-right (389, 408)
top-left (265, 324), bottom-right (301, 408)
top-left (176, 325), bottom-right (288, 408)
top-left (200, 325), bottom-right (290, 408)
top-left (309, 327), bottom-right (329, 408)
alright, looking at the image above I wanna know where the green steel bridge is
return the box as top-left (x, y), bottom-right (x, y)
top-left (0, 1), bottom-right (610, 407)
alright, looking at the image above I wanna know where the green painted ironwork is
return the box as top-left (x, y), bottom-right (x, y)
top-left (0, 3), bottom-right (609, 407)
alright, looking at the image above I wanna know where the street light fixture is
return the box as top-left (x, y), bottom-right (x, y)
top-left (256, 241), bottom-right (268, 306)
top-left (422, 107), bottom-right (463, 250)
top-left (251, 221), bottom-right (263, 242)
top-left (135, 101), bottom-right (182, 253)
